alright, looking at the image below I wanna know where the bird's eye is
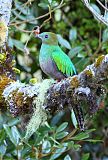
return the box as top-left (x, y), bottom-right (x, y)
top-left (45, 35), bottom-right (48, 38)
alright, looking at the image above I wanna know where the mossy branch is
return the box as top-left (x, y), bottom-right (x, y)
top-left (0, 54), bottom-right (107, 137)
top-left (0, 0), bottom-right (12, 47)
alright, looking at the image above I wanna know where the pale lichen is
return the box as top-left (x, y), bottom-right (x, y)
top-left (75, 87), bottom-right (90, 96)
top-left (25, 79), bottom-right (54, 139)
top-left (3, 81), bottom-right (25, 101)
top-left (3, 79), bottom-right (54, 138)
top-left (0, 20), bottom-right (8, 47)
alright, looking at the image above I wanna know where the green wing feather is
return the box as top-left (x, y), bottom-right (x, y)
top-left (52, 50), bottom-right (76, 76)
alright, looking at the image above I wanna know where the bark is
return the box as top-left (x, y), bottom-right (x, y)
top-left (0, 0), bottom-right (107, 132)
top-left (0, 0), bottom-right (12, 46)
top-left (0, 0), bottom-right (12, 25)
top-left (1, 55), bottom-right (107, 130)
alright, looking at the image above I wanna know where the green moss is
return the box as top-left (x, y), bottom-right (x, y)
top-left (12, 67), bottom-right (20, 74)
top-left (84, 69), bottom-right (93, 77)
top-left (95, 55), bottom-right (105, 67)
top-left (0, 53), bottom-right (6, 63)
top-left (70, 76), bottom-right (79, 88)
top-left (29, 78), bottom-right (38, 84)
top-left (0, 76), bottom-right (13, 104)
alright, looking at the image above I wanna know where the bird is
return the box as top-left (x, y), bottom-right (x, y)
top-left (37, 32), bottom-right (77, 80)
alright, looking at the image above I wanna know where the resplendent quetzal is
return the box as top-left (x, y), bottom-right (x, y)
top-left (37, 32), bottom-right (77, 80)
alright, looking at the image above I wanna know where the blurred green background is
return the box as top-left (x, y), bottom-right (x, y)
top-left (1, 0), bottom-right (108, 159)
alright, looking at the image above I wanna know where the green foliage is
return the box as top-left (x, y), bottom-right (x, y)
top-left (1, 0), bottom-right (108, 159)
top-left (0, 111), bottom-right (102, 159)
top-left (81, 153), bottom-right (90, 160)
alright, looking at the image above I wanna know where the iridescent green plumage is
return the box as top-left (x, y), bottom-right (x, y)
top-left (37, 32), bottom-right (77, 80)
top-left (52, 50), bottom-right (76, 76)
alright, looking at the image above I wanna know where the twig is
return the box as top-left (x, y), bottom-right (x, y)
top-left (82, 0), bottom-right (108, 26)
top-left (14, 25), bottom-right (33, 33)
top-left (96, 0), bottom-right (108, 12)
top-left (61, 129), bottom-right (78, 142)
top-left (11, 0), bottom-right (35, 24)
top-left (10, 1), bottom-right (65, 26)
top-left (39, 5), bottom-right (52, 29)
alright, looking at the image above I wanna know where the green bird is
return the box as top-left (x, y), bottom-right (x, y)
top-left (37, 32), bottom-right (77, 80)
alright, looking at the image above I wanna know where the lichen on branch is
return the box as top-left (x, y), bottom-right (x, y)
top-left (0, 54), bottom-right (107, 138)
top-left (0, 0), bottom-right (12, 47)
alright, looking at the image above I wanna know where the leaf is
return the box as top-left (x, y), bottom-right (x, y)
top-left (76, 58), bottom-right (90, 71)
top-left (38, 2), bottom-right (48, 9)
top-left (68, 46), bottom-right (83, 58)
top-left (42, 140), bottom-right (51, 154)
top-left (48, 0), bottom-right (52, 5)
top-left (64, 155), bottom-right (72, 160)
top-left (84, 139), bottom-right (103, 143)
top-left (51, 111), bottom-right (64, 126)
top-left (84, 128), bottom-right (96, 134)
top-left (71, 109), bottom-right (78, 128)
top-left (3, 124), bottom-right (17, 146)
top-left (57, 34), bottom-right (71, 49)
top-left (104, 12), bottom-right (108, 21)
top-left (7, 117), bottom-right (21, 126)
top-left (73, 144), bottom-right (81, 151)
top-left (72, 132), bottom-right (89, 141)
top-left (3, 125), bottom-right (21, 146)
top-left (56, 122), bottom-right (68, 133)
top-left (81, 153), bottom-right (90, 160)
top-left (12, 10), bottom-right (27, 21)
top-left (10, 38), bottom-right (25, 51)
top-left (55, 131), bottom-right (68, 139)
top-left (50, 143), bottom-right (68, 160)
top-left (78, 51), bottom-right (87, 58)
top-left (50, 137), bottom-right (60, 145)
top-left (0, 144), bottom-right (6, 157)
top-left (102, 28), bottom-right (108, 42)
top-left (11, 126), bottom-right (21, 145)
top-left (0, 130), bottom-right (6, 143)
top-left (69, 28), bottom-right (77, 41)
top-left (90, 4), bottom-right (101, 14)
top-left (14, 1), bottom-right (31, 15)
top-left (90, 4), bottom-right (101, 21)
top-left (68, 141), bottom-right (74, 149)
top-left (55, 9), bottom-right (61, 21)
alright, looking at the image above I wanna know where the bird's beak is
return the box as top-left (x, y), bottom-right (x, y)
top-left (36, 34), bottom-right (43, 40)
top-left (35, 33), bottom-right (39, 38)
top-left (35, 33), bottom-right (41, 39)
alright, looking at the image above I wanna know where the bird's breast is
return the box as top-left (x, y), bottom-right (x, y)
top-left (39, 44), bottom-right (66, 80)
top-left (39, 50), bottom-right (53, 76)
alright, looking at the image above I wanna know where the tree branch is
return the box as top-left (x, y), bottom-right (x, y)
top-left (1, 54), bottom-right (107, 137)
top-left (82, 0), bottom-right (108, 26)
top-left (0, 0), bottom-right (12, 47)
top-left (0, 0), bottom-right (108, 139)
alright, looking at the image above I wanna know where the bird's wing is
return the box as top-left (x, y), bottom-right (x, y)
top-left (52, 50), bottom-right (76, 76)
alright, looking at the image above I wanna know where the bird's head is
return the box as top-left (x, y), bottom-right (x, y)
top-left (36, 32), bottom-right (58, 45)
